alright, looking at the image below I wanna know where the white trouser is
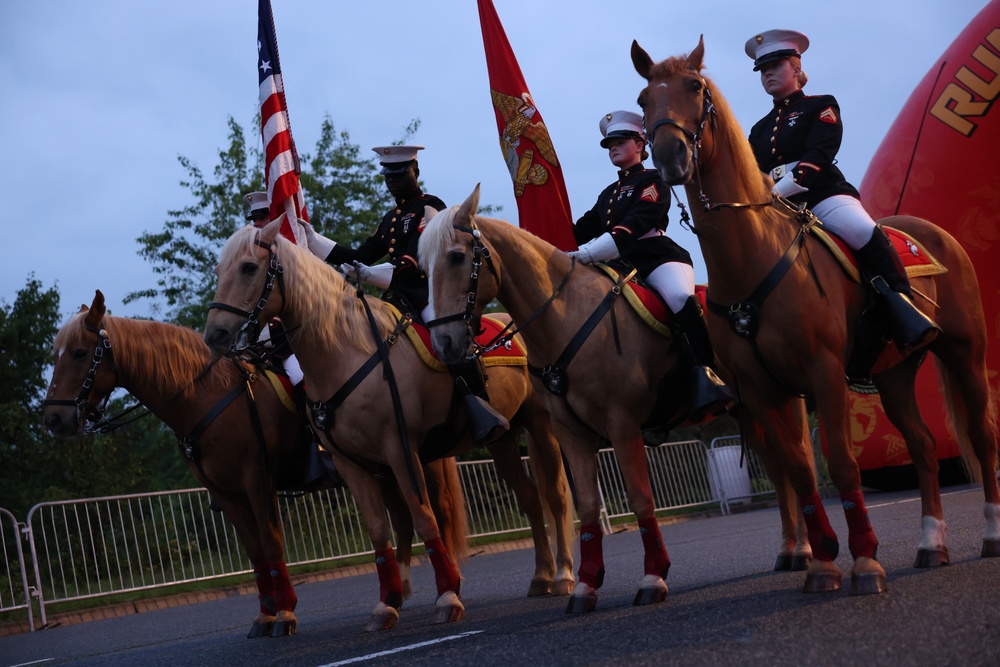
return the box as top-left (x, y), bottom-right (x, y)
top-left (646, 261), bottom-right (695, 314)
top-left (259, 322), bottom-right (304, 385)
top-left (810, 195), bottom-right (877, 250)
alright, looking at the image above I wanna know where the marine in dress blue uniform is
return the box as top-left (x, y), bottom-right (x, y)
top-left (745, 30), bottom-right (938, 355)
top-left (297, 145), bottom-right (509, 442)
top-left (569, 111), bottom-right (731, 419)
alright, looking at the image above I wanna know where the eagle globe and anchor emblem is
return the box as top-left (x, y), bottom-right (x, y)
top-left (491, 89), bottom-right (560, 197)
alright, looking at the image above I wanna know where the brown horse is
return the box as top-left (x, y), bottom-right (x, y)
top-left (631, 37), bottom-right (999, 594)
top-left (203, 219), bottom-right (576, 629)
top-left (42, 290), bottom-right (467, 637)
top-left (418, 189), bottom-right (712, 613)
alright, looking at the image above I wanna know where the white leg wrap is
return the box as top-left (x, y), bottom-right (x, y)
top-left (917, 515), bottom-right (948, 550)
top-left (984, 503), bottom-right (1000, 541)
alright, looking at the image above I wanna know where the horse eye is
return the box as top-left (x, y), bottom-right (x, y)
top-left (447, 251), bottom-right (465, 267)
top-left (690, 79), bottom-right (703, 92)
top-left (240, 262), bottom-right (259, 276)
top-left (72, 348), bottom-right (88, 360)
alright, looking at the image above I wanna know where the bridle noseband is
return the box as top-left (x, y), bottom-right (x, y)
top-left (208, 238), bottom-right (286, 354)
top-left (43, 321), bottom-right (118, 428)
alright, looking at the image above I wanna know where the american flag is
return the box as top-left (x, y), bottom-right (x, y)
top-left (257, 0), bottom-right (308, 244)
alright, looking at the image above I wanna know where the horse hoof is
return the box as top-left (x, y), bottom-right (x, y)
top-left (982, 539), bottom-right (1000, 558)
top-left (365, 610), bottom-right (399, 632)
top-left (850, 572), bottom-right (889, 595)
top-left (790, 554), bottom-right (811, 571)
top-left (246, 616), bottom-right (273, 639)
top-left (527, 577), bottom-right (554, 597)
top-left (632, 575), bottom-right (667, 607)
top-left (551, 578), bottom-right (576, 597)
top-left (773, 554), bottom-right (792, 571)
top-left (914, 547), bottom-right (950, 568)
top-left (566, 582), bottom-right (597, 613)
top-left (270, 610), bottom-right (297, 637)
top-left (435, 591), bottom-right (464, 624)
top-left (802, 571), bottom-right (842, 593)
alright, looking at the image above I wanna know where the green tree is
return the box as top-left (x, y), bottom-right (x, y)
top-left (125, 115), bottom-right (412, 329)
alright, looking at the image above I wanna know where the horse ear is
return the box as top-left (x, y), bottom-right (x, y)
top-left (86, 290), bottom-right (106, 327)
top-left (457, 184), bottom-right (481, 222)
top-left (631, 40), bottom-right (654, 80)
top-left (260, 217), bottom-right (283, 244)
top-left (687, 35), bottom-right (705, 71)
top-left (424, 205), bottom-right (438, 222)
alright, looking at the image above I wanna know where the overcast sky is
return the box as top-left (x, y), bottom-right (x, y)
top-left (1, 0), bottom-right (988, 323)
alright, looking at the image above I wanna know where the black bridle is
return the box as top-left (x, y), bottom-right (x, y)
top-left (42, 321), bottom-right (118, 429)
top-left (208, 239), bottom-right (286, 354)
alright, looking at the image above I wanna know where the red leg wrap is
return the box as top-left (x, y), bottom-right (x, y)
top-left (374, 547), bottom-right (404, 610)
top-left (638, 517), bottom-right (671, 578)
top-left (425, 537), bottom-right (461, 596)
top-left (799, 492), bottom-right (840, 561)
top-left (841, 490), bottom-right (879, 560)
top-left (268, 561), bottom-right (298, 612)
top-left (577, 522), bottom-right (606, 589)
top-left (253, 562), bottom-right (276, 615)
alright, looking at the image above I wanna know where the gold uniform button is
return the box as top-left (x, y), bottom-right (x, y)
top-left (771, 148), bottom-right (776, 155)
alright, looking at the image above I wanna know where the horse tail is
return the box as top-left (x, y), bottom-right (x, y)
top-left (934, 357), bottom-right (996, 485)
top-left (430, 457), bottom-right (469, 563)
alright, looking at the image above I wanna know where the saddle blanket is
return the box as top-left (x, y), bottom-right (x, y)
top-left (814, 226), bottom-right (947, 282)
top-left (263, 369), bottom-right (299, 414)
top-left (594, 263), bottom-right (695, 338)
top-left (387, 306), bottom-right (528, 372)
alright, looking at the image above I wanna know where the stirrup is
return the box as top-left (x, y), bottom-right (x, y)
top-left (689, 366), bottom-right (734, 420)
top-left (872, 277), bottom-right (941, 354)
top-left (463, 394), bottom-right (510, 442)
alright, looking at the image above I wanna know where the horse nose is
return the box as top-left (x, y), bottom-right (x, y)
top-left (44, 411), bottom-right (62, 431)
top-left (204, 326), bottom-right (232, 353)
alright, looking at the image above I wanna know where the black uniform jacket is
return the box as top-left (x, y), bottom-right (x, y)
top-left (748, 90), bottom-right (860, 208)
top-left (573, 164), bottom-right (691, 277)
top-left (325, 189), bottom-right (446, 309)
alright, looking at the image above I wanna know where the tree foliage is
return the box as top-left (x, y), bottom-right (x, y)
top-left (125, 115), bottom-right (410, 329)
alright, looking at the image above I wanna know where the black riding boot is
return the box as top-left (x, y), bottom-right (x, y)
top-left (671, 296), bottom-right (734, 420)
top-left (854, 226), bottom-right (940, 354)
top-left (449, 360), bottom-right (510, 442)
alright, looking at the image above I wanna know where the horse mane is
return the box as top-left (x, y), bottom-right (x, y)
top-left (649, 55), bottom-right (770, 202)
top-left (259, 230), bottom-right (395, 357)
top-left (54, 310), bottom-right (242, 398)
top-left (418, 206), bottom-right (460, 274)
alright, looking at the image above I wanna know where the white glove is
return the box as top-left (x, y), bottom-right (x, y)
top-left (339, 261), bottom-right (393, 289)
top-left (566, 232), bottom-right (619, 265)
top-left (296, 218), bottom-right (336, 259)
top-left (772, 172), bottom-right (808, 198)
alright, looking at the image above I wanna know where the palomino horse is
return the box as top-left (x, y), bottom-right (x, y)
top-left (42, 290), bottom-right (467, 637)
top-left (419, 189), bottom-right (710, 613)
top-left (631, 37), bottom-right (999, 593)
top-left (203, 219), bottom-right (575, 629)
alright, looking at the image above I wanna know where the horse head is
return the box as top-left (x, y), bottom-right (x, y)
top-left (632, 37), bottom-right (713, 186)
top-left (204, 219), bottom-right (287, 357)
top-left (43, 290), bottom-right (118, 436)
top-left (420, 184), bottom-right (499, 364)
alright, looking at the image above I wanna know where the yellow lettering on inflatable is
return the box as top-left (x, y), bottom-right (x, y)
top-left (930, 84), bottom-right (987, 135)
top-left (956, 46), bottom-right (1000, 99)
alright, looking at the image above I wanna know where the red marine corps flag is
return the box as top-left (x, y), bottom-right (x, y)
top-left (257, 0), bottom-right (308, 244)
top-left (477, 0), bottom-right (576, 251)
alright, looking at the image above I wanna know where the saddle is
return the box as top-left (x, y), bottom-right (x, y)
top-left (593, 262), bottom-right (673, 337)
top-left (813, 226), bottom-right (947, 282)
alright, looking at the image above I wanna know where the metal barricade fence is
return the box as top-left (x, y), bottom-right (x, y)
top-left (10, 437), bottom-right (792, 630)
top-left (1, 508), bottom-right (34, 629)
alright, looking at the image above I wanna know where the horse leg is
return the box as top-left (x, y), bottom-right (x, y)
top-left (874, 355), bottom-right (948, 567)
top-left (524, 407), bottom-right (576, 596)
top-left (381, 477), bottom-right (414, 601)
top-left (559, 434), bottom-right (606, 613)
top-left (489, 428), bottom-right (559, 597)
top-left (813, 379), bottom-right (887, 595)
top-left (930, 334), bottom-right (1000, 557)
top-left (211, 495), bottom-right (284, 638)
top-left (611, 431), bottom-right (670, 607)
top-left (740, 410), bottom-right (811, 571)
top-left (392, 456), bottom-right (464, 625)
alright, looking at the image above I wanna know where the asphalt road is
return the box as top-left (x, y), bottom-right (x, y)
top-left (3, 485), bottom-right (999, 667)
